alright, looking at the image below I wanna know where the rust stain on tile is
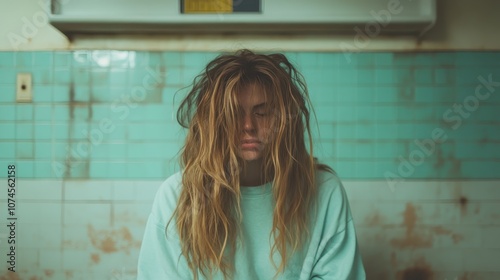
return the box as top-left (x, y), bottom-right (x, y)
top-left (478, 137), bottom-right (490, 144)
top-left (374, 232), bottom-right (386, 243)
top-left (391, 203), bottom-right (432, 249)
top-left (397, 65), bottom-right (415, 102)
top-left (365, 211), bottom-right (384, 226)
top-left (433, 145), bottom-right (462, 177)
top-left (114, 210), bottom-right (148, 226)
top-left (403, 203), bottom-right (417, 231)
top-left (458, 195), bottom-right (468, 216)
top-left (44, 270), bottom-right (54, 277)
top-left (65, 271), bottom-right (73, 279)
top-left (434, 145), bottom-right (445, 169)
top-left (453, 183), bottom-right (468, 216)
top-left (430, 226), bottom-right (464, 244)
top-left (88, 224), bottom-right (139, 254)
top-left (0, 271), bottom-right (22, 280)
top-left (390, 230), bottom-right (432, 249)
top-left (396, 257), bottom-right (434, 280)
top-left (68, 82), bottom-right (75, 118)
top-left (91, 253), bottom-right (101, 264)
top-left (88, 104), bottom-right (93, 119)
top-left (391, 252), bottom-right (398, 267)
top-left (62, 239), bottom-right (87, 250)
top-left (459, 272), bottom-right (469, 280)
top-left (458, 272), bottom-right (479, 280)
top-left (449, 154), bottom-right (461, 177)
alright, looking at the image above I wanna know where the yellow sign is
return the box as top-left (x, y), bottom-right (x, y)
top-left (184, 0), bottom-right (233, 13)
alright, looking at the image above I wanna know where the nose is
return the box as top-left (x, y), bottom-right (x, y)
top-left (242, 113), bottom-right (255, 132)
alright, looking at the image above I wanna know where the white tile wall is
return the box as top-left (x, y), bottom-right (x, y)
top-left (0, 179), bottom-right (499, 279)
top-left (64, 180), bottom-right (113, 201)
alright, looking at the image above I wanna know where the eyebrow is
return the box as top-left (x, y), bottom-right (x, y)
top-left (253, 102), bottom-right (267, 110)
top-left (236, 102), bottom-right (269, 112)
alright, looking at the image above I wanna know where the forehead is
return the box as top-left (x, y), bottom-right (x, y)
top-left (236, 83), bottom-right (269, 107)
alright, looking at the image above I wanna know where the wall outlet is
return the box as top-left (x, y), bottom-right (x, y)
top-left (16, 73), bottom-right (32, 102)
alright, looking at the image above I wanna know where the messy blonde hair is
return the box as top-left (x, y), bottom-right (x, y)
top-left (172, 49), bottom-right (333, 279)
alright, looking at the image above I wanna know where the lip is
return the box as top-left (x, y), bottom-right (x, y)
top-left (241, 139), bottom-right (261, 144)
top-left (241, 139), bottom-right (261, 149)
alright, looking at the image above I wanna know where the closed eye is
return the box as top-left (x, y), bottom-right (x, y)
top-left (254, 110), bottom-right (270, 117)
top-left (253, 103), bottom-right (271, 117)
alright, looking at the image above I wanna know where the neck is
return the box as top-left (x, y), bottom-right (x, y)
top-left (240, 159), bottom-right (267, 186)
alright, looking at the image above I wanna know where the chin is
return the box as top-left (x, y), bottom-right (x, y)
top-left (238, 150), bottom-right (263, 162)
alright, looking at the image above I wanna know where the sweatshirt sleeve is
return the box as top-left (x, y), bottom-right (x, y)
top-left (310, 219), bottom-right (365, 280)
top-left (309, 173), bottom-right (366, 280)
top-left (137, 174), bottom-right (193, 279)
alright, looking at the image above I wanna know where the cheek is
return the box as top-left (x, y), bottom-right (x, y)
top-left (259, 119), bottom-right (276, 140)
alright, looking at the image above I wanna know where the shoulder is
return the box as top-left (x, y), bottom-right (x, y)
top-left (157, 171), bottom-right (183, 198)
top-left (316, 168), bottom-right (344, 199)
top-left (314, 168), bottom-right (353, 233)
top-left (149, 171), bottom-right (183, 226)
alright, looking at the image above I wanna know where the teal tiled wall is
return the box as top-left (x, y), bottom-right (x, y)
top-left (0, 51), bottom-right (499, 179)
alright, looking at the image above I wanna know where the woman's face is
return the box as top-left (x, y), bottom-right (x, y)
top-left (236, 84), bottom-right (275, 162)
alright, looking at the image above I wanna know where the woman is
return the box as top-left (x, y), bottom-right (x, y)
top-left (137, 49), bottom-right (366, 280)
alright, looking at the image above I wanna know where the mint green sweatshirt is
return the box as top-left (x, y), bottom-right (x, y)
top-left (137, 170), bottom-right (366, 279)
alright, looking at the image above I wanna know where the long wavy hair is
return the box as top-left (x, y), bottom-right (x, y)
top-left (172, 49), bottom-right (333, 279)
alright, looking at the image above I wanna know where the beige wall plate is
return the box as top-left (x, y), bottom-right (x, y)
top-left (16, 73), bottom-right (32, 102)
